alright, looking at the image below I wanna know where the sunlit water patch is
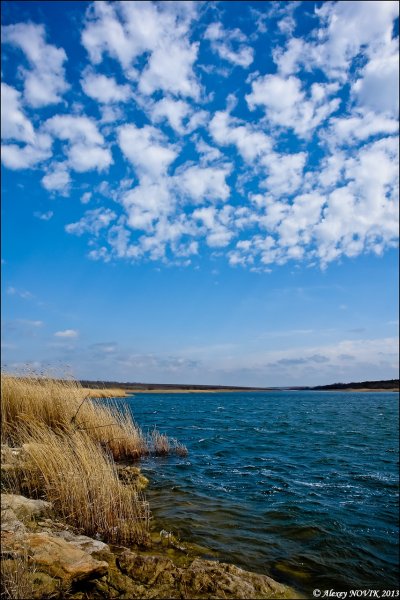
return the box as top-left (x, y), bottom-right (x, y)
top-left (122, 391), bottom-right (399, 594)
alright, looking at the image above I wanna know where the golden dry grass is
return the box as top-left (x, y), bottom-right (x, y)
top-left (151, 428), bottom-right (171, 455)
top-left (171, 439), bottom-right (189, 457)
top-left (8, 423), bottom-right (150, 545)
top-left (1, 373), bottom-right (188, 546)
top-left (1, 549), bottom-right (36, 600)
top-left (1, 374), bottom-right (187, 459)
top-left (1, 374), bottom-right (147, 460)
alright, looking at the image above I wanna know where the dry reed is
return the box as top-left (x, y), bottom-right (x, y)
top-left (150, 429), bottom-right (188, 457)
top-left (1, 374), bottom-right (148, 460)
top-left (7, 423), bottom-right (150, 545)
top-left (1, 373), bottom-right (187, 546)
top-left (151, 429), bottom-right (171, 455)
top-left (172, 439), bottom-right (189, 457)
top-left (1, 550), bottom-right (36, 600)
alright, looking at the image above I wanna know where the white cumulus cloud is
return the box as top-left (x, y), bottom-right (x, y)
top-left (81, 69), bottom-right (131, 103)
top-left (82, 1), bottom-right (200, 98)
top-left (66, 208), bottom-right (117, 236)
top-left (2, 22), bottom-right (68, 107)
top-left (118, 124), bottom-right (177, 178)
top-left (41, 162), bottom-right (71, 194)
top-left (54, 329), bottom-right (79, 338)
top-left (1, 83), bottom-right (35, 143)
top-left (205, 22), bottom-right (254, 68)
top-left (246, 75), bottom-right (340, 138)
top-left (45, 115), bottom-right (113, 172)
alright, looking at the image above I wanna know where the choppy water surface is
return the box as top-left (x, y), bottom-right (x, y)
top-left (125, 391), bottom-right (399, 593)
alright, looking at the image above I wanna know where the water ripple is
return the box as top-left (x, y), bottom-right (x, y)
top-left (125, 391), bottom-right (399, 594)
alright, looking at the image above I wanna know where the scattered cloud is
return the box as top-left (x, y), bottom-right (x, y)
top-left (54, 329), bottom-right (79, 338)
top-left (1, 83), bottom-right (35, 143)
top-left (246, 75), bottom-right (340, 138)
top-left (15, 319), bottom-right (43, 327)
top-left (2, 22), bottom-right (69, 106)
top-left (209, 109), bottom-right (272, 162)
top-left (200, 336), bottom-right (400, 386)
top-left (17, 335), bottom-right (398, 385)
top-left (1, 0), bottom-right (398, 270)
top-left (81, 192), bottom-right (92, 204)
top-left (81, 68), bottom-right (131, 103)
top-left (34, 211), bottom-right (54, 221)
top-left (204, 22), bottom-right (254, 68)
top-left (65, 208), bottom-right (117, 236)
top-left (352, 40), bottom-right (399, 116)
top-left (1, 83), bottom-right (52, 169)
top-left (175, 164), bottom-right (231, 203)
top-left (41, 162), bottom-right (71, 194)
top-left (273, 0), bottom-right (398, 81)
top-left (1, 141), bottom-right (51, 170)
top-left (275, 354), bottom-right (329, 366)
top-left (81, 1), bottom-right (200, 98)
top-left (327, 111), bottom-right (398, 147)
top-left (6, 286), bottom-right (34, 299)
top-left (118, 124), bottom-right (177, 178)
top-left (149, 97), bottom-right (207, 134)
top-left (44, 115), bottom-right (113, 173)
top-left (89, 342), bottom-right (118, 354)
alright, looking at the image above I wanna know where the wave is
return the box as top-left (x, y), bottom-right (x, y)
top-left (128, 390), bottom-right (399, 592)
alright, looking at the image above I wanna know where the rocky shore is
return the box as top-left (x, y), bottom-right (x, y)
top-left (1, 455), bottom-right (301, 599)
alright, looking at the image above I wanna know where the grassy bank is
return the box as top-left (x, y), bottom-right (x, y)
top-left (1, 374), bottom-right (186, 546)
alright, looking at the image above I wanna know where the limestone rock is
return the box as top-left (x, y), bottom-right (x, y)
top-left (183, 558), bottom-right (296, 599)
top-left (55, 530), bottom-right (110, 555)
top-left (118, 552), bottom-right (178, 586)
top-left (1, 493), bottom-right (52, 522)
top-left (1, 507), bottom-right (26, 533)
top-left (117, 550), bottom-right (301, 599)
top-left (3, 531), bottom-right (108, 585)
top-left (106, 564), bottom-right (140, 597)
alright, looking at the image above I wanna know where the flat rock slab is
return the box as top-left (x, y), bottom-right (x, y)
top-left (117, 550), bottom-right (301, 599)
top-left (1, 493), bottom-right (52, 522)
top-left (2, 531), bottom-right (108, 584)
top-left (1, 507), bottom-right (27, 534)
top-left (55, 530), bottom-right (110, 555)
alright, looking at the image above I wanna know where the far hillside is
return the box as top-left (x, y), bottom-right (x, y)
top-left (310, 379), bottom-right (399, 391)
top-left (78, 379), bottom-right (399, 392)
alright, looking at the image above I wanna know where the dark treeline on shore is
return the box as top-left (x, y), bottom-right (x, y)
top-left (79, 379), bottom-right (399, 392)
top-left (79, 380), bottom-right (275, 391)
top-left (308, 379), bottom-right (399, 391)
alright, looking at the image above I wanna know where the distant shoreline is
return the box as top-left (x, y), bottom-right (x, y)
top-left (130, 388), bottom-right (255, 394)
top-left (80, 378), bottom-right (399, 396)
top-left (89, 386), bottom-right (399, 395)
top-left (320, 387), bottom-right (399, 393)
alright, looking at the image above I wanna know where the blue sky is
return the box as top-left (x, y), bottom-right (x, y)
top-left (1, 0), bottom-right (399, 386)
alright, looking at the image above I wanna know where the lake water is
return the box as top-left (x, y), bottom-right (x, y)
top-left (123, 391), bottom-right (399, 594)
